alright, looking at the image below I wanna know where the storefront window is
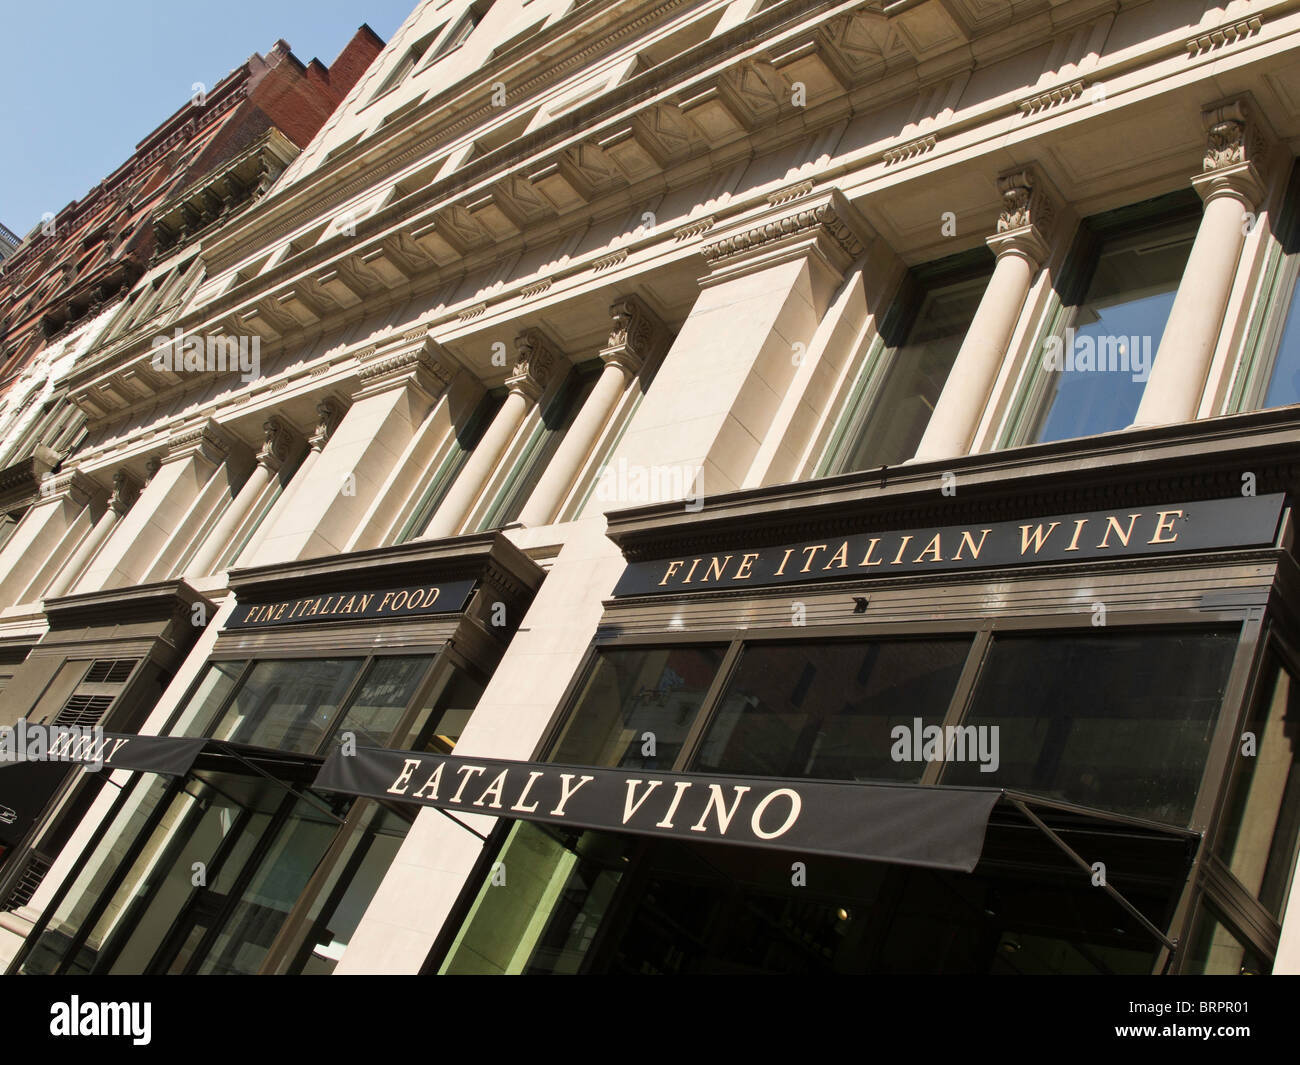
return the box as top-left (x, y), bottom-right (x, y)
top-left (333, 656), bottom-right (433, 747)
top-left (1032, 197), bottom-right (1199, 443)
top-left (208, 658), bottom-right (365, 754)
top-left (1214, 651), bottom-right (1300, 917)
top-left (943, 628), bottom-right (1239, 823)
top-left (693, 638), bottom-right (971, 782)
top-left (547, 645), bottom-right (727, 769)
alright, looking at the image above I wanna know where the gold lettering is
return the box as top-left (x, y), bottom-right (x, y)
top-left (800, 544), bottom-right (828, 573)
top-left (307, 598), bottom-right (323, 616)
top-left (682, 558), bottom-right (702, 584)
top-left (1064, 518), bottom-right (1088, 552)
top-left (419, 587), bottom-right (441, 607)
top-left (242, 606), bottom-right (259, 623)
top-left (342, 595), bottom-right (357, 613)
top-left (1098, 513), bottom-right (1141, 549)
top-left (1148, 509), bottom-right (1183, 545)
top-left (702, 556), bottom-right (733, 582)
top-left (273, 604), bottom-right (287, 620)
top-left (773, 548), bottom-right (795, 577)
top-left (914, 534), bottom-right (942, 564)
top-left (659, 560), bottom-right (684, 586)
top-left (953, 529), bottom-right (990, 562)
top-left (1019, 522), bottom-right (1060, 555)
top-left (891, 535), bottom-right (913, 565)
top-left (357, 594), bottom-right (374, 613)
top-left (391, 591), bottom-right (409, 611)
top-left (823, 541), bottom-right (850, 570)
top-left (859, 538), bottom-right (883, 567)
top-left (379, 593), bottom-right (396, 612)
top-left (735, 553), bottom-right (760, 580)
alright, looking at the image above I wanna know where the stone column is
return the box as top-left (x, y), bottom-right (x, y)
top-left (251, 332), bottom-right (456, 563)
top-left (913, 168), bottom-right (1058, 462)
top-left (1133, 99), bottom-right (1271, 427)
top-left (42, 472), bottom-right (141, 599)
top-left (72, 422), bottom-right (233, 592)
top-left (0, 470), bottom-right (103, 604)
top-left (517, 297), bottom-right (667, 527)
top-left (421, 328), bottom-right (563, 539)
top-left (184, 417), bottom-right (304, 579)
top-left (229, 399), bottom-right (343, 567)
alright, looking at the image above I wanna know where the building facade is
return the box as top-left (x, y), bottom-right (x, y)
top-left (2, 0), bottom-right (1300, 975)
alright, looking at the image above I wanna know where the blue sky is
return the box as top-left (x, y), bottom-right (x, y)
top-left (0, 0), bottom-right (419, 236)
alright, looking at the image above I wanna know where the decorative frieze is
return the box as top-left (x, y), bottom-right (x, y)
top-left (1018, 80), bottom-right (1085, 116)
top-left (166, 419), bottom-right (234, 467)
top-left (1186, 17), bottom-right (1262, 56)
top-left (701, 196), bottom-right (867, 268)
top-left (592, 249), bottom-right (629, 273)
top-left (356, 331), bottom-right (458, 399)
top-left (882, 135), bottom-right (935, 165)
top-left (674, 216), bottom-right (715, 241)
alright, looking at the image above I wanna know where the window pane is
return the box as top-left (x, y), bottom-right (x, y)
top-left (286, 805), bottom-right (411, 974)
top-left (843, 271), bottom-right (991, 471)
top-left (331, 656), bottom-right (432, 748)
top-left (693, 639), bottom-right (971, 782)
top-left (1035, 217), bottom-right (1196, 443)
top-left (209, 659), bottom-right (364, 754)
top-left (1214, 653), bottom-right (1300, 918)
top-left (548, 646), bottom-right (727, 769)
top-left (944, 629), bottom-right (1239, 824)
top-left (170, 660), bottom-right (246, 738)
top-left (1262, 270), bottom-right (1300, 408)
top-left (409, 665), bottom-right (485, 753)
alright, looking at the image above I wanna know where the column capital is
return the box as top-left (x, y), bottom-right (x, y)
top-left (507, 328), bottom-right (564, 403)
top-left (600, 295), bottom-right (669, 377)
top-left (698, 188), bottom-right (873, 288)
top-left (256, 416), bottom-right (305, 473)
top-left (1193, 97), bottom-right (1271, 209)
top-left (355, 329), bottom-right (459, 401)
top-left (985, 166), bottom-right (1060, 268)
top-left (310, 396), bottom-right (347, 452)
top-left (166, 418), bottom-right (234, 467)
top-left (109, 469), bottom-right (142, 516)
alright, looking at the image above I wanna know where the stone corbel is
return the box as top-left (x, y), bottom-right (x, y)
top-left (985, 166), bottom-right (1062, 269)
top-left (507, 328), bottom-right (565, 403)
top-left (1194, 97), bottom-right (1271, 210)
top-left (42, 468), bottom-right (102, 510)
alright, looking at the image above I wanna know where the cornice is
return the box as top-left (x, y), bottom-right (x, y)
top-left (57, 0), bottom-right (1297, 425)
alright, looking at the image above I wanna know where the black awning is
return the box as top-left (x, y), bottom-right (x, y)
top-left (314, 746), bottom-right (1006, 872)
top-left (0, 726), bottom-right (206, 849)
top-left (0, 726), bottom-right (206, 777)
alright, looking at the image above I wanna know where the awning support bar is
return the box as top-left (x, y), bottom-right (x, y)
top-left (436, 806), bottom-right (489, 842)
top-left (207, 742), bottom-right (346, 826)
top-left (1007, 797), bottom-right (1177, 952)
